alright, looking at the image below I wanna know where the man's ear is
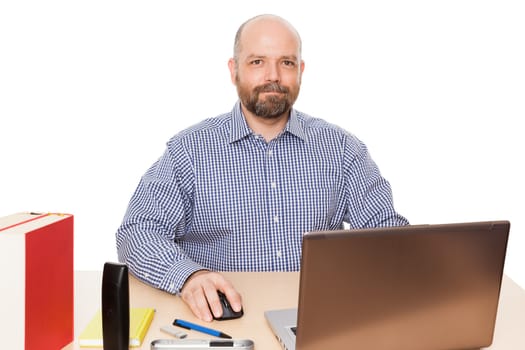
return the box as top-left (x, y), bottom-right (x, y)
top-left (227, 58), bottom-right (237, 85)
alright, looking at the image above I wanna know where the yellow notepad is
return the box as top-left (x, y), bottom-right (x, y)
top-left (79, 307), bottom-right (155, 347)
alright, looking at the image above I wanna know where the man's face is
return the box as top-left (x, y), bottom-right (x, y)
top-left (229, 19), bottom-right (305, 119)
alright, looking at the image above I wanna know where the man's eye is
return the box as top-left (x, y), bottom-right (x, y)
top-left (251, 59), bottom-right (262, 65)
top-left (283, 60), bottom-right (296, 67)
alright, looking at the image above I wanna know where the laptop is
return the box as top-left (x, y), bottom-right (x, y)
top-left (265, 221), bottom-right (510, 350)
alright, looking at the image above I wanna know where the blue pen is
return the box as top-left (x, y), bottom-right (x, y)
top-left (173, 319), bottom-right (232, 339)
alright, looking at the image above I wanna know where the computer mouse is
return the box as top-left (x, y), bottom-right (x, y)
top-left (213, 291), bottom-right (244, 320)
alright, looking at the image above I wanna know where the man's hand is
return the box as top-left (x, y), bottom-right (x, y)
top-left (180, 270), bottom-right (243, 322)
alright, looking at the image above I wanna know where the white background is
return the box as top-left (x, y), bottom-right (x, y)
top-left (1, 1), bottom-right (524, 288)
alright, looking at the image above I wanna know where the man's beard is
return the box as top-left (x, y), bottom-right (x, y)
top-left (237, 79), bottom-right (299, 119)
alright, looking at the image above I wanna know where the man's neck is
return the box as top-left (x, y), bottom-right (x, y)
top-left (241, 105), bottom-right (290, 142)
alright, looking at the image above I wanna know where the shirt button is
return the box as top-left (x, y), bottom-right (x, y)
top-left (273, 215), bottom-right (279, 223)
top-left (268, 150), bottom-right (273, 156)
top-left (276, 250), bottom-right (282, 258)
top-left (271, 181), bottom-right (277, 188)
top-left (169, 283), bottom-right (175, 291)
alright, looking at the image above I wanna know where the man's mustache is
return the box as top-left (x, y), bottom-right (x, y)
top-left (255, 83), bottom-right (289, 94)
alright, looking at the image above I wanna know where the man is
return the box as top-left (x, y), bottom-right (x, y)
top-left (116, 14), bottom-right (408, 322)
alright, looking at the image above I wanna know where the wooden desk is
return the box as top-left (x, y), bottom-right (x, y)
top-left (66, 272), bottom-right (525, 350)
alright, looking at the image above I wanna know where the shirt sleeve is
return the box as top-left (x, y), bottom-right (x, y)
top-left (343, 136), bottom-right (409, 228)
top-left (116, 138), bottom-right (204, 294)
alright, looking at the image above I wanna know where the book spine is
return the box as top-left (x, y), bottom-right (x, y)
top-left (131, 309), bottom-right (155, 347)
top-left (25, 214), bottom-right (74, 350)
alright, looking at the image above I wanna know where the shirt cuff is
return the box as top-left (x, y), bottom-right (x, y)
top-left (159, 258), bottom-right (209, 295)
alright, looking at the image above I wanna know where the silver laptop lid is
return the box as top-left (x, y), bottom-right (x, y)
top-left (295, 221), bottom-right (510, 350)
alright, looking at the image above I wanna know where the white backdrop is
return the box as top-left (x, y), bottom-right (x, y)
top-left (1, 1), bottom-right (524, 288)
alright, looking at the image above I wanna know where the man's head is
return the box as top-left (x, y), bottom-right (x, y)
top-left (228, 14), bottom-right (305, 120)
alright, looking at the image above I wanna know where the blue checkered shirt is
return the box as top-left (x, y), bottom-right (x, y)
top-left (116, 101), bottom-right (408, 294)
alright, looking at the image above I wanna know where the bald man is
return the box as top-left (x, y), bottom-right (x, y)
top-left (116, 14), bottom-right (408, 321)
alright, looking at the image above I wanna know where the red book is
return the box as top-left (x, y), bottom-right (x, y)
top-left (0, 212), bottom-right (74, 350)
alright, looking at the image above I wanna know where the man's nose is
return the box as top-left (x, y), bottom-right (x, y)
top-left (264, 62), bottom-right (281, 82)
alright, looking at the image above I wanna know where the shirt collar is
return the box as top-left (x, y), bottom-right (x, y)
top-left (229, 101), bottom-right (307, 143)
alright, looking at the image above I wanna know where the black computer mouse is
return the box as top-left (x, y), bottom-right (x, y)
top-left (213, 291), bottom-right (244, 320)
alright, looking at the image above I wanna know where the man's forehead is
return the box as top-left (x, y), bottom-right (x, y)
top-left (239, 33), bottom-right (300, 60)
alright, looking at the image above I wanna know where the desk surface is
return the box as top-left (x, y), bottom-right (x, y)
top-left (66, 272), bottom-right (525, 350)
